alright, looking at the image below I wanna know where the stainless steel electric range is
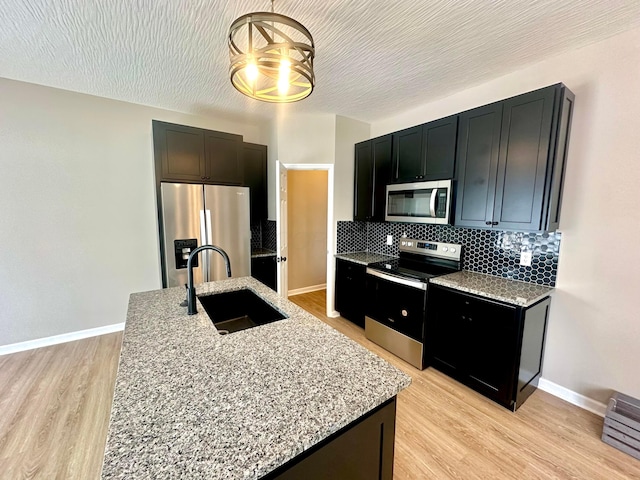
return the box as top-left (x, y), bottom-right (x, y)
top-left (365, 239), bottom-right (462, 369)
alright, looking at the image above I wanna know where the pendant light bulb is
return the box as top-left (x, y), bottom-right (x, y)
top-left (245, 61), bottom-right (259, 83)
top-left (278, 58), bottom-right (291, 94)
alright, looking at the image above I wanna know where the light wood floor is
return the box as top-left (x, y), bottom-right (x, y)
top-left (1, 291), bottom-right (639, 479)
top-left (289, 290), bottom-right (640, 480)
top-left (0, 333), bottom-right (122, 479)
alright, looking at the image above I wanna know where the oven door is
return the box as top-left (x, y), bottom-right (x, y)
top-left (365, 269), bottom-right (427, 342)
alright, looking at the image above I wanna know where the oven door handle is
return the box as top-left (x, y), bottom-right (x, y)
top-left (366, 268), bottom-right (427, 291)
top-left (429, 188), bottom-right (438, 218)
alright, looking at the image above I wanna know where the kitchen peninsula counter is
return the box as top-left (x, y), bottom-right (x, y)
top-left (102, 277), bottom-right (410, 479)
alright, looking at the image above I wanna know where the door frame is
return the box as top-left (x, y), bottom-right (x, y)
top-left (276, 162), bottom-right (335, 317)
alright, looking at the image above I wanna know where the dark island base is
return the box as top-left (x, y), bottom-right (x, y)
top-left (261, 397), bottom-right (397, 480)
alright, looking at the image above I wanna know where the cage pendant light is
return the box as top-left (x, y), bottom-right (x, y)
top-left (229, 0), bottom-right (315, 103)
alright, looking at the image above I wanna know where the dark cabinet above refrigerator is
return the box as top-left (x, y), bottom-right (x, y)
top-left (153, 120), bottom-right (243, 185)
top-left (152, 120), bottom-right (269, 226)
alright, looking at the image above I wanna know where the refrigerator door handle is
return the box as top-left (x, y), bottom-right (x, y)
top-left (206, 209), bottom-right (214, 280)
top-left (199, 209), bottom-right (208, 282)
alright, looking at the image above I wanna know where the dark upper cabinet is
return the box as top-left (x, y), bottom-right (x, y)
top-left (354, 141), bottom-right (373, 221)
top-left (422, 115), bottom-right (458, 180)
top-left (153, 120), bottom-right (243, 185)
top-left (427, 284), bottom-right (551, 411)
top-left (153, 122), bottom-right (207, 182)
top-left (391, 116), bottom-right (458, 184)
top-left (204, 130), bottom-right (243, 185)
top-left (455, 103), bottom-right (503, 228)
top-left (372, 136), bottom-right (392, 219)
top-left (455, 84), bottom-right (575, 232)
top-left (354, 135), bottom-right (392, 221)
top-left (391, 126), bottom-right (423, 182)
top-left (243, 142), bottom-right (268, 224)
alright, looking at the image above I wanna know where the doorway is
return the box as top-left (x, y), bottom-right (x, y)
top-left (275, 163), bottom-right (334, 311)
top-left (287, 169), bottom-right (328, 295)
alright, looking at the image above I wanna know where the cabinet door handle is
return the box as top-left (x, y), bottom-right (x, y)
top-left (492, 221), bottom-right (499, 225)
top-left (201, 176), bottom-right (206, 180)
top-left (485, 221), bottom-right (492, 225)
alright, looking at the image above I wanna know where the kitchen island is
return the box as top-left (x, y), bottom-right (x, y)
top-left (101, 277), bottom-right (410, 479)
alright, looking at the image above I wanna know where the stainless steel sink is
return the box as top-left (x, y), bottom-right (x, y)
top-left (197, 289), bottom-right (287, 334)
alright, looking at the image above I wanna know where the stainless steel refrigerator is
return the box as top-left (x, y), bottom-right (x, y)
top-left (160, 182), bottom-right (250, 288)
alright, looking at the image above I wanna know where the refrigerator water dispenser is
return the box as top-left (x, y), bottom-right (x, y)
top-left (174, 239), bottom-right (198, 269)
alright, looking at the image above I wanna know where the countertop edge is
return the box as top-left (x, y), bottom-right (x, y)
top-left (429, 273), bottom-right (554, 307)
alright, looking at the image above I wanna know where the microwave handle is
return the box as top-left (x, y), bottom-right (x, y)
top-left (429, 189), bottom-right (437, 217)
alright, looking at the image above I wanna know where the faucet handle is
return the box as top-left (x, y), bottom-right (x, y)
top-left (179, 283), bottom-right (188, 307)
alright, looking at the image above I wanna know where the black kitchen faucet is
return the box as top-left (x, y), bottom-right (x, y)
top-left (186, 245), bottom-right (232, 315)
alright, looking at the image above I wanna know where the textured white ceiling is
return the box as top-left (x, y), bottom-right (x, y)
top-left (1, 0), bottom-right (640, 123)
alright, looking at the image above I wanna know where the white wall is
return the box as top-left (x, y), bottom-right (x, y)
top-left (268, 113), bottom-right (337, 219)
top-left (371, 28), bottom-right (640, 403)
top-left (270, 114), bottom-right (369, 314)
top-left (0, 78), bottom-right (267, 346)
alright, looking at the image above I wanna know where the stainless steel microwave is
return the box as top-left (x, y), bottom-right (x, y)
top-left (385, 180), bottom-right (452, 224)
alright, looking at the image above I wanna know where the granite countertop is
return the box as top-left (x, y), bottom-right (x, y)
top-left (251, 248), bottom-right (276, 258)
top-left (429, 271), bottom-right (554, 307)
top-left (102, 277), bottom-right (410, 479)
top-left (335, 251), bottom-right (397, 266)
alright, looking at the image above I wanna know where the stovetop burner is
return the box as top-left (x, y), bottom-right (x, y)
top-left (367, 239), bottom-right (463, 282)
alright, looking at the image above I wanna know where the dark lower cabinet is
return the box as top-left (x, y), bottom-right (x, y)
top-left (251, 255), bottom-right (277, 290)
top-left (335, 259), bottom-right (366, 327)
top-left (263, 397), bottom-right (397, 480)
top-left (427, 285), bottom-right (550, 411)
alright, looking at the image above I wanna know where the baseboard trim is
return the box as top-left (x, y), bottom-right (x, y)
top-left (538, 378), bottom-right (607, 417)
top-left (288, 284), bottom-right (326, 297)
top-left (0, 323), bottom-right (125, 356)
top-left (328, 310), bottom-right (340, 318)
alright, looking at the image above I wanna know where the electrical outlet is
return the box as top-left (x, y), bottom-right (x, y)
top-left (520, 251), bottom-right (532, 267)
top-left (386, 235), bottom-right (393, 246)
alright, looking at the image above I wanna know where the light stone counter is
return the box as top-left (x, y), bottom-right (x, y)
top-left (335, 251), bottom-right (397, 266)
top-left (251, 248), bottom-right (276, 258)
top-left (429, 270), bottom-right (554, 307)
top-left (102, 277), bottom-right (410, 479)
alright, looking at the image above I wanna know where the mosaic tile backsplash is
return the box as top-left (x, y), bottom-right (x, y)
top-left (337, 221), bottom-right (561, 287)
top-left (250, 223), bottom-right (262, 250)
top-left (262, 220), bottom-right (277, 251)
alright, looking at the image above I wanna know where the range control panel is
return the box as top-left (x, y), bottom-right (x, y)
top-left (399, 238), bottom-right (462, 261)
